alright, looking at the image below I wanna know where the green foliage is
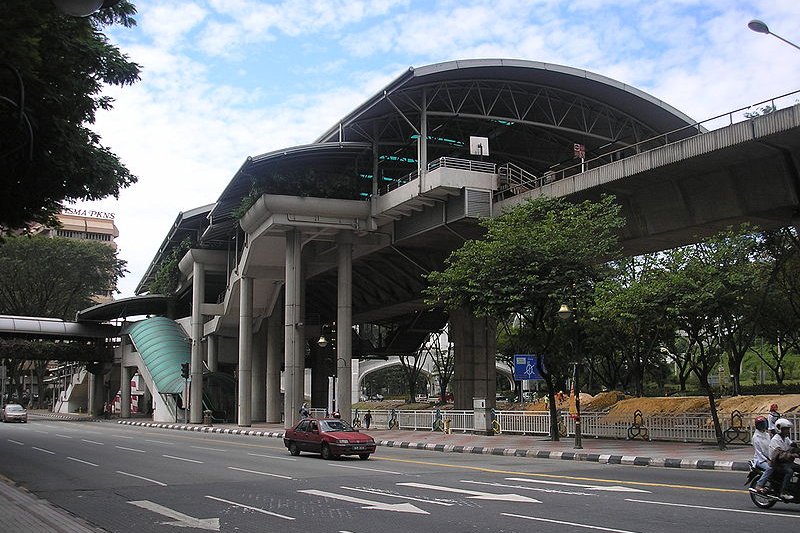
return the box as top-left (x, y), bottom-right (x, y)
top-left (589, 255), bottom-right (676, 395)
top-left (0, 235), bottom-right (125, 319)
top-left (425, 194), bottom-right (625, 319)
top-left (0, 1), bottom-right (141, 230)
top-left (0, 338), bottom-right (110, 361)
top-left (147, 237), bottom-right (192, 295)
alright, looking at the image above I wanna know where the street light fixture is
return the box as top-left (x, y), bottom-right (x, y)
top-left (557, 302), bottom-right (582, 449)
top-left (748, 19), bottom-right (800, 51)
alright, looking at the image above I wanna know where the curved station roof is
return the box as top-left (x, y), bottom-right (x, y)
top-left (127, 59), bottom-right (697, 333)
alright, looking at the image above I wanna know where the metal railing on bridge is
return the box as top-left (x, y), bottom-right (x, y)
top-left (493, 89), bottom-right (800, 200)
top-left (379, 157), bottom-right (497, 195)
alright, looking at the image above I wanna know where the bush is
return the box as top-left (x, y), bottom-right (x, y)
top-left (738, 383), bottom-right (800, 395)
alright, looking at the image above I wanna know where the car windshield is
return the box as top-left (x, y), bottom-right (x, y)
top-left (321, 420), bottom-right (355, 432)
top-left (5, 405), bottom-right (24, 412)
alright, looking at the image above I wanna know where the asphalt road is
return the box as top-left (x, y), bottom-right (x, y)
top-left (1, 420), bottom-right (798, 532)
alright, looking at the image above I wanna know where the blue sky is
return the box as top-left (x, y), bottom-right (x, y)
top-left (76, 0), bottom-right (800, 297)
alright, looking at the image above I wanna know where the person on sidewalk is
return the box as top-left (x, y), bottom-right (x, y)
top-left (769, 418), bottom-right (800, 500)
top-left (752, 416), bottom-right (773, 493)
top-left (767, 403), bottom-right (781, 436)
top-left (300, 403), bottom-right (309, 418)
top-left (363, 410), bottom-right (372, 429)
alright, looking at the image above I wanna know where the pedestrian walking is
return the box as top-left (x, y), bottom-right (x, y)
top-left (768, 403), bottom-right (781, 436)
top-left (364, 410), bottom-right (372, 429)
top-left (300, 402), bottom-right (309, 418)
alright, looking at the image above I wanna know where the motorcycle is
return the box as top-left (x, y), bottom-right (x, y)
top-left (746, 461), bottom-right (800, 509)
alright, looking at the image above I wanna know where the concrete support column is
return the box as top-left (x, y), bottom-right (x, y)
top-left (206, 334), bottom-right (218, 373)
top-left (238, 276), bottom-right (253, 427)
top-left (284, 229), bottom-right (305, 428)
top-left (251, 322), bottom-right (267, 422)
top-left (87, 372), bottom-right (101, 416)
top-left (266, 298), bottom-right (282, 423)
top-left (450, 306), bottom-right (497, 412)
top-left (311, 343), bottom-right (329, 409)
top-left (190, 261), bottom-right (205, 424)
top-left (351, 358), bottom-right (360, 405)
top-left (336, 232), bottom-right (353, 422)
top-left (120, 365), bottom-right (131, 418)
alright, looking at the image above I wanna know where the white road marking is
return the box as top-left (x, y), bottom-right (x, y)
top-left (145, 439), bottom-right (173, 445)
top-left (163, 454), bottom-right (203, 464)
top-left (32, 446), bottom-right (55, 454)
top-left (205, 495), bottom-right (295, 520)
top-left (7, 439), bottom-right (24, 445)
top-left (81, 439), bottom-right (104, 445)
top-left (299, 489), bottom-right (429, 514)
top-left (194, 446), bottom-right (228, 452)
top-left (115, 445), bottom-right (146, 453)
top-left (111, 434), bottom-right (134, 439)
top-left (462, 479), bottom-right (593, 496)
top-left (129, 500), bottom-right (219, 531)
top-left (247, 452), bottom-right (297, 461)
top-left (397, 482), bottom-right (541, 503)
top-left (503, 512), bottom-right (643, 533)
top-left (55, 434), bottom-right (73, 439)
top-left (227, 467), bottom-right (292, 479)
top-left (342, 486), bottom-right (454, 506)
top-left (116, 471), bottom-right (167, 486)
top-left (34, 430), bottom-right (48, 434)
top-left (328, 463), bottom-right (403, 475)
top-left (626, 498), bottom-right (800, 519)
top-left (67, 457), bottom-right (98, 467)
top-left (505, 477), bottom-right (651, 493)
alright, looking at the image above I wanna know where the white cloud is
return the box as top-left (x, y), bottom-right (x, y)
top-left (138, 1), bottom-right (209, 49)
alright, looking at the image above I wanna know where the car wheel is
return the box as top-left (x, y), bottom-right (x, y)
top-left (358, 453), bottom-right (370, 460)
top-left (321, 443), bottom-right (334, 460)
top-left (288, 442), bottom-right (300, 456)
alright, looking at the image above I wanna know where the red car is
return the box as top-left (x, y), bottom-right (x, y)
top-left (284, 418), bottom-right (376, 460)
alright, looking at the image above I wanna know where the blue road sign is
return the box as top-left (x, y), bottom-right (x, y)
top-left (513, 354), bottom-right (542, 381)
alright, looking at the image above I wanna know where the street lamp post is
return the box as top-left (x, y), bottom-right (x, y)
top-left (557, 303), bottom-right (583, 449)
top-left (748, 19), bottom-right (800, 51)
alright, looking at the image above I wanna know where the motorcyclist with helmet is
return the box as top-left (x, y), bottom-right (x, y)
top-left (752, 416), bottom-right (773, 493)
top-left (769, 418), bottom-right (800, 500)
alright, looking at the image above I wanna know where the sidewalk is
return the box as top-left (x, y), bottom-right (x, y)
top-left (116, 417), bottom-right (754, 472)
top-left (0, 475), bottom-right (105, 533)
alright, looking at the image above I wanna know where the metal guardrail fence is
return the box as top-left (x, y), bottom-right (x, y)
top-left (316, 408), bottom-right (799, 443)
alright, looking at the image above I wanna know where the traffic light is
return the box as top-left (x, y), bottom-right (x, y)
top-left (180, 362), bottom-right (189, 379)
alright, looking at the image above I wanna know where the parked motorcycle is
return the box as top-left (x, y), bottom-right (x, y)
top-left (746, 461), bottom-right (800, 508)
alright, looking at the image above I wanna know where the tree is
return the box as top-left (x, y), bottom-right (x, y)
top-left (756, 226), bottom-right (800, 385)
top-left (425, 194), bottom-right (625, 440)
top-left (422, 330), bottom-right (455, 404)
top-left (590, 255), bottom-right (675, 396)
top-left (398, 349), bottom-right (428, 403)
top-left (0, 1), bottom-right (141, 230)
top-left (0, 235), bottom-right (126, 318)
top-left (661, 226), bottom-right (761, 450)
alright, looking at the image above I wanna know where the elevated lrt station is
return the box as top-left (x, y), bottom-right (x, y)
top-left (67, 59), bottom-right (720, 429)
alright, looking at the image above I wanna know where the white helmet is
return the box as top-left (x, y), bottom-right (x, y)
top-left (775, 418), bottom-right (793, 430)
